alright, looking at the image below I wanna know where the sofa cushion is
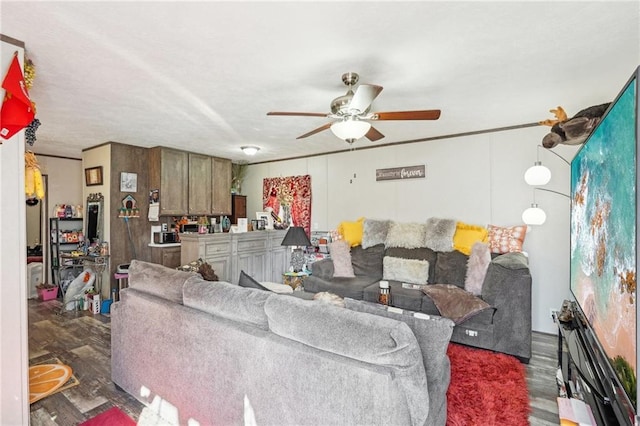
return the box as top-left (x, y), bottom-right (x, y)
top-left (385, 221), bottom-right (427, 249)
top-left (383, 256), bottom-right (429, 285)
top-left (350, 244), bottom-right (385, 277)
top-left (264, 295), bottom-right (430, 424)
top-left (329, 240), bottom-right (355, 277)
top-left (128, 259), bottom-right (197, 304)
top-left (453, 222), bottom-right (488, 255)
top-left (487, 224), bottom-right (527, 253)
top-left (183, 276), bottom-right (270, 329)
top-left (344, 298), bottom-right (454, 426)
top-left (424, 217), bottom-right (457, 252)
top-left (303, 275), bottom-right (380, 299)
top-left (464, 242), bottom-right (492, 296)
top-left (385, 247), bottom-right (437, 283)
top-left (238, 270), bottom-right (270, 291)
top-left (362, 219), bottom-right (391, 249)
top-left (434, 250), bottom-right (469, 288)
top-left (422, 284), bottom-right (493, 324)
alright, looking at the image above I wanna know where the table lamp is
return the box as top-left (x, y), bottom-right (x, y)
top-left (281, 227), bottom-right (311, 272)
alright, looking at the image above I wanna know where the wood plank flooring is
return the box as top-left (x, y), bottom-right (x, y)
top-left (28, 298), bottom-right (560, 425)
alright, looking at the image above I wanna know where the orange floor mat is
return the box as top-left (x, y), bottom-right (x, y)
top-left (29, 363), bottom-right (73, 404)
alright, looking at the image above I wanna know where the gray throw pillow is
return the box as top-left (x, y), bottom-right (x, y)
top-left (362, 219), bottom-right (390, 249)
top-left (424, 217), bottom-right (457, 252)
top-left (238, 270), bottom-right (270, 291)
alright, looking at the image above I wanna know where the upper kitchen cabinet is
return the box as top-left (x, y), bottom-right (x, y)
top-left (149, 147), bottom-right (188, 215)
top-left (212, 157), bottom-right (232, 215)
top-left (189, 153), bottom-right (213, 215)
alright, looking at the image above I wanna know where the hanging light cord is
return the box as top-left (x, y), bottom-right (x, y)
top-left (537, 144), bottom-right (570, 165)
top-left (124, 217), bottom-right (137, 260)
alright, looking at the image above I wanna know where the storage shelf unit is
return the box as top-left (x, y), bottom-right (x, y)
top-left (49, 217), bottom-right (84, 287)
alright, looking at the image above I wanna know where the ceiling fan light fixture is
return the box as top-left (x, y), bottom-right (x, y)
top-left (330, 119), bottom-right (371, 142)
top-left (241, 145), bottom-right (260, 156)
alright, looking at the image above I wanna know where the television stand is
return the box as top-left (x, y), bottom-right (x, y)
top-left (554, 311), bottom-right (623, 425)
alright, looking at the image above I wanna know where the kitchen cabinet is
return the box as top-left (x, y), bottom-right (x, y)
top-left (150, 246), bottom-right (182, 269)
top-left (230, 194), bottom-right (246, 225)
top-left (149, 147), bottom-right (189, 215)
top-left (189, 153), bottom-right (212, 215)
top-left (180, 233), bottom-right (232, 282)
top-left (232, 233), bottom-right (269, 283)
top-left (212, 157), bottom-right (232, 215)
top-left (180, 230), bottom-right (289, 285)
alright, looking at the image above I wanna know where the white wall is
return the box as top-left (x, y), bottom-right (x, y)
top-left (0, 38), bottom-right (29, 425)
top-left (245, 126), bottom-right (577, 333)
top-left (38, 155), bottom-right (83, 283)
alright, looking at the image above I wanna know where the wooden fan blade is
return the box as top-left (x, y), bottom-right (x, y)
top-left (374, 110), bottom-right (441, 120)
top-left (267, 112), bottom-right (328, 117)
top-left (365, 126), bottom-right (384, 142)
top-left (296, 123), bottom-right (333, 139)
top-left (349, 84), bottom-right (383, 114)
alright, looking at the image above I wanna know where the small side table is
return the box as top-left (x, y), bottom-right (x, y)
top-left (114, 273), bottom-right (129, 301)
top-left (283, 271), bottom-right (310, 291)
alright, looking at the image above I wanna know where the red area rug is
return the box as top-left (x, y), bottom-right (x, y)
top-left (447, 343), bottom-right (530, 426)
top-left (79, 407), bottom-right (136, 426)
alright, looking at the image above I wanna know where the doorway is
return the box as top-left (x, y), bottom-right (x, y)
top-left (26, 174), bottom-right (47, 298)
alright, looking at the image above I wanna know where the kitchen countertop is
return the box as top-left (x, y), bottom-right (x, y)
top-left (148, 243), bottom-right (181, 248)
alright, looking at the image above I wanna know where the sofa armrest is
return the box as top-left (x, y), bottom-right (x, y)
top-left (481, 252), bottom-right (532, 360)
top-left (310, 258), bottom-right (334, 280)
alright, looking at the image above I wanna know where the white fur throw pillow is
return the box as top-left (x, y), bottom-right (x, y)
top-left (464, 242), bottom-right (492, 296)
top-left (424, 217), bottom-right (457, 252)
top-left (329, 240), bottom-right (355, 277)
top-left (362, 219), bottom-right (390, 249)
top-left (383, 256), bottom-right (430, 285)
top-left (385, 222), bottom-right (427, 249)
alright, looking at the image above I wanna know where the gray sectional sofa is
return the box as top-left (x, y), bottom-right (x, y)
top-left (112, 260), bottom-right (455, 426)
top-left (304, 243), bottom-right (532, 362)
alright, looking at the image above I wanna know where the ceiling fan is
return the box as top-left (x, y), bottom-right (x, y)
top-left (267, 72), bottom-right (441, 144)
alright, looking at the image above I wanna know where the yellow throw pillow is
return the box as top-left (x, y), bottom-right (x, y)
top-left (338, 217), bottom-right (365, 247)
top-left (453, 222), bottom-right (488, 255)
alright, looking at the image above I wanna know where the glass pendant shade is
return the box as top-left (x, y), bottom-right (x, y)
top-left (241, 146), bottom-right (260, 156)
top-left (522, 204), bottom-right (547, 225)
top-left (524, 162), bottom-right (551, 186)
top-left (330, 119), bottom-right (371, 142)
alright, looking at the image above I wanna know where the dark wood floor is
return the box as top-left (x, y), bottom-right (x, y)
top-left (28, 298), bottom-right (560, 425)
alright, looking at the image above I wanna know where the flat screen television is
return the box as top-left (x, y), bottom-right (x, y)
top-left (570, 66), bottom-right (639, 425)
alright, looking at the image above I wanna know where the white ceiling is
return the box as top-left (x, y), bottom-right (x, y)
top-left (2, 1), bottom-right (639, 163)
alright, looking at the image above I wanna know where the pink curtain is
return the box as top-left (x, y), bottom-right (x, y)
top-left (263, 175), bottom-right (312, 236)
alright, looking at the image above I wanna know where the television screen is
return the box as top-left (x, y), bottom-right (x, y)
top-left (570, 68), bottom-right (638, 412)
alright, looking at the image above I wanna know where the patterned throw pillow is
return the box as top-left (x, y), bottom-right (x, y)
top-left (453, 222), bottom-right (488, 255)
top-left (329, 240), bottom-right (356, 277)
top-left (487, 224), bottom-right (527, 254)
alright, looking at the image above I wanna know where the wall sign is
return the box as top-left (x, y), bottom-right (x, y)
top-left (376, 165), bottom-right (426, 181)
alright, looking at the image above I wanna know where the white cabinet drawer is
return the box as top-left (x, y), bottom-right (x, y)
top-left (205, 242), bottom-right (230, 257)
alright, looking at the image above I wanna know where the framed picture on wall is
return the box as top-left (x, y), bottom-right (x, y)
top-left (120, 172), bottom-right (137, 192)
top-left (85, 166), bottom-right (103, 186)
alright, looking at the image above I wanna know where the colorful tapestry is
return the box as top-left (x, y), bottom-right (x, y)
top-left (263, 175), bottom-right (312, 235)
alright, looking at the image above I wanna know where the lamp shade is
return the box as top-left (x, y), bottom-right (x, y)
top-left (524, 162), bottom-right (551, 186)
top-left (281, 227), bottom-right (311, 247)
top-left (522, 204), bottom-right (547, 225)
top-left (330, 118), bottom-right (371, 142)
